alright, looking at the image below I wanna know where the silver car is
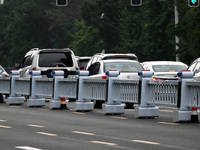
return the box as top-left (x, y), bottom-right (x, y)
top-left (88, 59), bottom-right (143, 80)
top-left (142, 61), bottom-right (188, 80)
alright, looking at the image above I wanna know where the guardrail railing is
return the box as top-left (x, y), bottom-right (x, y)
top-left (0, 69), bottom-right (199, 122)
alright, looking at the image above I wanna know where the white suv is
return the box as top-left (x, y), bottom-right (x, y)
top-left (18, 48), bottom-right (79, 78)
top-left (86, 53), bottom-right (138, 70)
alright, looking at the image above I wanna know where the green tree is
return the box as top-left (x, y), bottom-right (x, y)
top-left (176, 0), bottom-right (200, 64)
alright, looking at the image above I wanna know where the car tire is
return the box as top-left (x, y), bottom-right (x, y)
top-left (125, 103), bottom-right (134, 109)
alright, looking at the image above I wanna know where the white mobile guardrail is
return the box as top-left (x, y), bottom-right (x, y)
top-left (0, 69), bottom-right (199, 122)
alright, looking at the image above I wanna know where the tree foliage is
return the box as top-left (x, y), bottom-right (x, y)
top-left (0, 0), bottom-right (199, 67)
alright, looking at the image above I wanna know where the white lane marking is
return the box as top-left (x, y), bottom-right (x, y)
top-left (27, 124), bottom-right (45, 128)
top-left (72, 131), bottom-right (95, 135)
top-left (159, 110), bottom-right (173, 113)
top-left (37, 132), bottom-right (57, 136)
top-left (15, 146), bottom-right (43, 150)
top-left (90, 141), bottom-right (117, 146)
top-left (0, 125), bottom-right (12, 129)
top-left (0, 120), bottom-right (6, 122)
top-left (132, 140), bottom-right (160, 145)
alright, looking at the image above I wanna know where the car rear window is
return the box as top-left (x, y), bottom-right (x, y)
top-left (39, 52), bottom-right (73, 67)
top-left (102, 56), bottom-right (138, 61)
top-left (152, 65), bottom-right (187, 72)
top-left (104, 62), bottom-right (143, 73)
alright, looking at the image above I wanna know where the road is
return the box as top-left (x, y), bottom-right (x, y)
top-left (0, 102), bottom-right (199, 150)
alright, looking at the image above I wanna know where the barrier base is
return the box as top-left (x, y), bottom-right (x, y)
top-left (27, 98), bottom-right (45, 107)
top-left (49, 99), bottom-right (61, 109)
top-left (7, 96), bottom-right (24, 105)
top-left (134, 106), bottom-right (159, 118)
top-left (74, 102), bottom-right (94, 111)
top-left (173, 110), bottom-right (192, 122)
top-left (102, 104), bottom-right (124, 115)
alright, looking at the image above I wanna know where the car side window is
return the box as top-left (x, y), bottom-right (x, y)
top-left (22, 55), bottom-right (33, 67)
top-left (88, 62), bottom-right (100, 75)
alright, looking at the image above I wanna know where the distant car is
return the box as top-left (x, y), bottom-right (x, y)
top-left (0, 65), bottom-right (9, 78)
top-left (17, 48), bottom-right (79, 78)
top-left (88, 59), bottom-right (143, 80)
top-left (188, 58), bottom-right (200, 81)
top-left (86, 53), bottom-right (138, 70)
top-left (76, 56), bottom-right (91, 70)
top-left (142, 61), bottom-right (188, 80)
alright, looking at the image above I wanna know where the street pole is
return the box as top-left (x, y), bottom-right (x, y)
top-left (0, 0), bottom-right (4, 5)
top-left (174, 0), bottom-right (180, 61)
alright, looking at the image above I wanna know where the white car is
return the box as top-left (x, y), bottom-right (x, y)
top-left (0, 65), bottom-right (9, 78)
top-left (86, 52), bottom-right (138, 70)
top-left (188, 58), bottom-right (200, 81)
top-left (76, 56), bottom-right (91, 70)
top-left (88, 59), bottom-right (143, 108)
top-left (88, 59), bottom-right (143, 80)
top-left (142, 61), bottom-right (188, 80)
top-left (17, 48), bottom-right (78, 78)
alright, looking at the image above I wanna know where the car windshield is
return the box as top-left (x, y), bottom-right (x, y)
top-left (104, 62), bottom-right (143, 73)
top-left (152, 65), bottom-right (187, 72)
top-left (78, 59), bottom-right (90, 69)
top-left (39, 52), bottom-right (73, 67)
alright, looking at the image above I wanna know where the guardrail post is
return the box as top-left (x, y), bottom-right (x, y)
top-left (50, 70), bottom-right (66, 109)
top-left (173, 71), bottom-right (196, 122)
top-left (134, 70), bottom-right (159, 118)
top-left (27, 70), bottom-right (45, 107)
top-left (74, 71), bottom-right (94, 111)
top-left (7, 70), bottom-right (24, 105)
top-left (102, 70), bottom-right (124, 115)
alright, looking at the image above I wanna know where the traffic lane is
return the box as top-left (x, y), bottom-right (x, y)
top-left (0, 103), bottom-right (199, 150)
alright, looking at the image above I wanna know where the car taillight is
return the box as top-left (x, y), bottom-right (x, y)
top-left (102, 75), bottom-right (108, 79)
top-left (153, 77), bottom-right (164, 81)
top-left (4, 75), bottom-right (10, 77)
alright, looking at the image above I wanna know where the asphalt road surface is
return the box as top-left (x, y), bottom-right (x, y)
top-left (0, 102), bottom-right (199, 150)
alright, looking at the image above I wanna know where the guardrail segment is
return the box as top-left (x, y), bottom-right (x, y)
top-left (0, 69), bottom-right (199, 122)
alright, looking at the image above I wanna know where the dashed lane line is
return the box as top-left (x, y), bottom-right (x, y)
top-left (37, 132), bottom-right (57, 136)
top-left (0, 120), bottom-right (6, 122)
top-left (15, 146), bottom-right (43, 150)
top-left (9, 106), bottom-right (21, 108)
top-left (90, 141), bottom-right (118, 146)
top-left (71, 112), bottom-right (86, 115)
top-left (158, 122), bottom-right (179, 125)
top-left (132, 140), bottom-right (160, 145)
top-left (0, 125), bottom-right (12, 129)
top-left (72, 131), bottom-right (95, 135)
top-left (111, 116), bottom-right (128, 120)
top-left (27, 124), bottom-right (45, 128)
top-left (38, 109), bottom-right (49, 111)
